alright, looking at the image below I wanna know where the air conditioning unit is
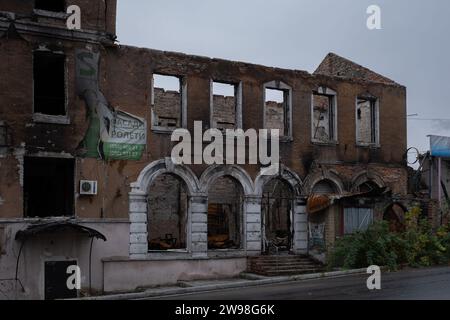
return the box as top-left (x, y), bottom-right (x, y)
top-left (80, 180), bottom-right (98, 196)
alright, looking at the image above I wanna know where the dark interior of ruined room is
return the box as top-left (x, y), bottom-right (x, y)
top-left (207, 176), bottom-right (242, 250)
top-left (262, 179), bottom-right (293, 254)
top-left (152, 74), bottom-right (182, 129)
top-left (33, 51), bottom-right (66, 116)
top-left (148, 174), bottom-right (188, 250)
top-left (24, 157), bottom-right (75, 218)
top-left (34, 0), bottom-right (66, 12)
top-left (212, 81), bottom-right (237, 131)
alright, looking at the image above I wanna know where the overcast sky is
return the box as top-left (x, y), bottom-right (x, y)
top-left (117, 0), bottom-right (450, 163)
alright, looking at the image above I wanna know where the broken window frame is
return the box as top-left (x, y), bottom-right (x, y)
top-left (209, 80), bottom-right (243, 131)
top-left (356, 95), bottom-right (380, 148)
top-left (150, 73), bottom-right (187, 133)
top-left (32, 49), bottom-right (70, 125)
top-left (263, 81), bottom-right (293, 142)
top-left (311, 87), bottom-right (338, 144)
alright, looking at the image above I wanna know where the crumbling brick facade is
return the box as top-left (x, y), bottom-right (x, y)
top-left (0, 0), bottom-right (409, 298)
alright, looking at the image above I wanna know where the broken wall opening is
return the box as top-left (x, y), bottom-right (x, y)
top-left (151, 74), bottom-right (183, 131)
top-left (148, 174), bottom-right (188, 251)
top-left (33, 51), bottom-right (66, 116)
top-left (357, 97), bottom-right (378, 145)
top-left (24, 157), bottom-right (75, 218)
top-left (35, 0), bottom-right (66, 12)
top-left (312, 92), bottom-right (335, 143)
top-left (211, 81), bottom-right (238, 131)
top-left (262, 179), bottom-right (293, 254)
top-left (207, 176), bottom-right (243, 250)
top-left (264, 88), bottom-right (288, 137)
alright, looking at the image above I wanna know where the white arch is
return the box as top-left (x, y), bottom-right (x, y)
top-left (254, 165), bottom-right (303, 197)
top-left (303, 170), bottom-right (345, 195)
top-left (131, 158), bottom-right (200, 196)
top-left (199, 165), bottom-right (254, 196)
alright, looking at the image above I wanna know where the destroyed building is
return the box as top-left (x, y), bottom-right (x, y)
top-left (0, 0), bottom-right (412, 299)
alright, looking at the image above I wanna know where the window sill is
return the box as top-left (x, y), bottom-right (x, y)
top-left (151, 126), bottom-right (180, 134)
top-left (33, 9), bottom-right (68, 20)
top-left (311, 140), bottom-right (339, 147)
top-left (356, 143), bottom-right (381, 149)
top-left (33, 113), bottom-right (70, 125)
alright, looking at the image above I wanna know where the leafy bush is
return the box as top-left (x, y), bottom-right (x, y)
top-left (328, 207), bottom-right (450, 270)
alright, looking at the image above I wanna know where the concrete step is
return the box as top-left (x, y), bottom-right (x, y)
top-left (247, 255), bottom-right (324, 277)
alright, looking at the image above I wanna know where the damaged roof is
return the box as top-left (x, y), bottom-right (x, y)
top-left (314, 52), bottom-right (401, 86)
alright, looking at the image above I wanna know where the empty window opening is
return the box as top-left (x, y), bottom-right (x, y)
top-left (262, 179), bottom-right (294, 254)
top-left (33, 51), bottom-right (66, 116)
top-left (24, 157), bottom-right (74, 218)
top-left (265, 88), bottom-right (289, 137)
top-left (207, 176), bottom-right (243, 250)
top-left (152, 74), bottom-right (183, 130)
top-left (35, 0), bottom-right (66, 12)
top-left (343, 207), bottom-right (373, 234)
top-left (211, 82), bottom-right (238, 131)
top-left (357, 97), bottom-right (378, 145)
top-left (312, 92), bottom-right (336, 143)
top-left (148, 174), bottom-right (188, 251)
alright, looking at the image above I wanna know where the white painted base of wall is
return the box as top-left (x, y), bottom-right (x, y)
top-left (102, 257), bottom-right (247, 293)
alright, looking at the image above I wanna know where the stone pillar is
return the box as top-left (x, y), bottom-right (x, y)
top-left (293, 198), bottom-right (308, 254)
top-left (190, 195), bottom-right (208, 258)
top-left (129, 191), bottom-right (148, 259)
top-left (245, 196), bottom-right (262, 256)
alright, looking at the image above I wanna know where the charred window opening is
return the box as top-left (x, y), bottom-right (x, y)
top-left (33, 51), bottom-right (66, 116)
top-left (207, 176), bottom-right (243, 250)
top-left (35, 0), bottom-right (66, 13)
top-left (357, 96), bottom-right (379, 146)
top-left (211, 81), bottom-right (240, 131)
top-left (262, 179), bottom-right (293, 254)
top-left (148, 174), bottom-right (188, 251)
top-left (312, 90), bottom-right (336, 143)
top-left (151, 74), bottom-right (184, 131)
top-left (24, 157), bottom-right (74, 218)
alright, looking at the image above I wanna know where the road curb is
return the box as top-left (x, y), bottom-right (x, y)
top-left (77, 268), bottom-right (368, 300)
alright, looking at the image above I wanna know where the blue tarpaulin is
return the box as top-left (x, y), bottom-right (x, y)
top-left (430, 135), bottom-right (450, 158)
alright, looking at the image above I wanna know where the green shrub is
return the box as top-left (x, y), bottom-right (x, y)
top-left (328, 207), bottom-right (450, 270)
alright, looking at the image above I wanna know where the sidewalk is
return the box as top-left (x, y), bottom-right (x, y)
top-left (78, 268), bottom-right (368, 300)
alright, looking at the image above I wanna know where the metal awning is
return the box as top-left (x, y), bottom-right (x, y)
top-left (15, 221), bottom-right (107, 242)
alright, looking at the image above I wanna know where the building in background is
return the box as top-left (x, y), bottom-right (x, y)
top-left (0, 0), bottom-right (411, 299)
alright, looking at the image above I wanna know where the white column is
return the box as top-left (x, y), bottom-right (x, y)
top-left (245, 196), bottom-right (262, 255)
top-left (293, 198), bottom-right (308, 254)
top-left (129, 191), bottom-right (148, 259)
top-left (190, 195), bottom-right (208, 258)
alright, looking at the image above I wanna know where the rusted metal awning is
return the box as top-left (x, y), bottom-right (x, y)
top-left (307, 194), bottom-right (332, 214)
top-left (15, 221), bottom-right (107, 241)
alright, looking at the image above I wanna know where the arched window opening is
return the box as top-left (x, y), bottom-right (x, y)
top-left (207, 176), bottom-right (243, 250)
top-left (262, 179), bottom-right (294, 254)
top-left (148, 174), bottom-right (188, 251)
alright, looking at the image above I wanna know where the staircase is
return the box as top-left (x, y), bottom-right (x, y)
top-left (248, 255), bottom-right (325, 276)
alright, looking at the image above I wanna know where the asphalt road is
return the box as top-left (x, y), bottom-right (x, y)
top-left (150, 266), bottom-right (450, 300)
